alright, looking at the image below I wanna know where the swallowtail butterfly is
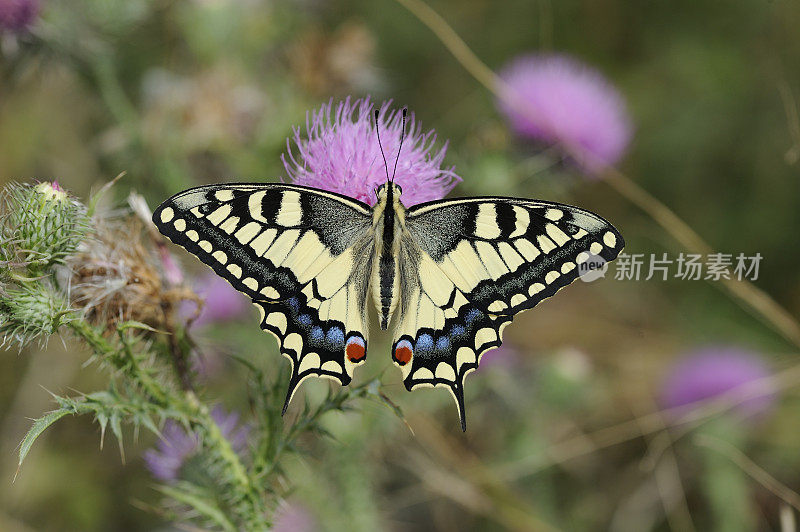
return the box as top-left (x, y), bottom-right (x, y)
top-left (153, 116), bottom-right (624, 431)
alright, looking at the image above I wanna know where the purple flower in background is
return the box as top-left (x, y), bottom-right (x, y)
top-left (181, 272), bottom-right (248, 328)
top-left (273, 501), bottom-right (318, 532)
top-left (497, 54), bottom-right (632, 175)
top-left (144, 406), bottom-right (250, 482)
top-left (157, 246), bottom-right (183, 286)
top-left (283, 97), bottom-right (460, 206)
top-left (660, 347), bottom-right (776, 422)
top-left (478, 345), bottom-right (520, 371)
top-left (0, 0), bottom-right (39, 32)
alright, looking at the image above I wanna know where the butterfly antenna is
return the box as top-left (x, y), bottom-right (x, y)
top-left (374, 109), bottom-right (391, 184)
top-left (391, 107), bottom-right (407, 183)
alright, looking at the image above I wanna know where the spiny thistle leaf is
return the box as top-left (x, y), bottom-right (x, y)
top-left (16, 409), bottom-right (71, 480)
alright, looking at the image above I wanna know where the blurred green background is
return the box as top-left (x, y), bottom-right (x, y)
top-left (2, 0), bottom-right (800, 530)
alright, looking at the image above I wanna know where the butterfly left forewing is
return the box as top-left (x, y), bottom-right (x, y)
top-left (396, 196), bottom-right (624, 429)
top-left (153, 183), bottom-right (374, 412)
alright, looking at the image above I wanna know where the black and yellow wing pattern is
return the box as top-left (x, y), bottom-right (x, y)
top-left (153, 184), bottom-right (375, 412)
top-left (154, 182), bottom-right (623, 430)
top-left (392, 197), bottom-right (624, 429)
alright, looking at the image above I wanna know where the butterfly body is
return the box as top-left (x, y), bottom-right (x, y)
top-left (154, 182), bottom-right (623, 430)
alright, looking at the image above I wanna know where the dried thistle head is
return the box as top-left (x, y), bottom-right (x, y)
top-left (66, 215), bottom-right (198, 333)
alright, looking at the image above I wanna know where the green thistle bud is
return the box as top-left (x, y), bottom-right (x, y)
top-left (0, 283), bottom-right (71, 349)
top-left (0, 181), bottom-right (90, 273)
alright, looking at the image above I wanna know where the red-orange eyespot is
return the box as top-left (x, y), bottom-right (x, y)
top-left (393, 339), bottom-right (413, 366)
top-left (345, 336), bottom-right (366, 363)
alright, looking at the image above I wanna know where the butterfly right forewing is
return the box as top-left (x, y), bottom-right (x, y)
top-left (392, 196), bottom-right (623, 430)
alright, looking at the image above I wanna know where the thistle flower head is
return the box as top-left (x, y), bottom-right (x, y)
top-left (660, 346), bottom-right (775, 422)
top-left (497, 54), bottom-right (632, 175)
top-left (0, 181), bottom-right (89, 272)
top-left (0, 283), bottom-right (71, 349)
top-left (144, 406), bottom-right (250, 482)
top-left (282, 97), bottom-right (460, 206)
top-left (0, 0), bottom-right (39, 32)
top-left (181, 272), bottom-right (249, 328)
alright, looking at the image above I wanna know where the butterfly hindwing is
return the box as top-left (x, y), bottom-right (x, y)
top-left (391, 236), bottom-right (511, 430)
top-left (395, 197), bottom-right (624, 429)
top-left (153, 184), bottom-right (374, 411)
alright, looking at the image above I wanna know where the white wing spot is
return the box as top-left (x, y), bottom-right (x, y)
top-left (265, 311), bottom-right (287, 334)
top-left (475, 203), bottom-right (502, 239)
top-left (249, 228), bottom-right (278, 256)
top-left (497, 241), bottom-right (525, 271)
top-left (173, 218), bottom-right (186, 231)
top-left (590, 242), bottom-right (603, 255)
top-left (276, 191), bottom-right (303, 226)
top-left (260, 286), bottom-right (280, 299)
top-left (186, 230), bottom-right (199, 242)
top-left (219, 216), bottom-right (240, 234)
top-left (572, 229), bottom-right (588, 239)
top-left (212, 250), bottom-right (228, 264)
top-left (529, 283), bottom-right (545, 295)
top-left (474, 328), bottom-right (497, 350)
top-left (248, 191), bottom-right (268, 222)
top-left (284, 332), bottom-right (303, 354)
top-left (509, 206), bottom-right (530, 238)
top-left (545, 270), bottom-right (560, 284)
top-left (206, 204), bottom-right (232, 226)
top-left (243, 277), bottom-right (259, 291)
top-left (321, 360), bottom-right (342, 373)
top-left (215, 190), bottom-right (234, 201)
top-left (603, 231), bottom-right (617, 248)
top-left (544, 208), bottom-right (563, 221)
top-left (546, 223), bottom-right (571, 246)
top-left (456, 347), bottom-right (476, 369)
top-left (514, 238), bottom-right (540, 261)
top-left (435, 362), bottom-right (456, 382)
top-left (198, 240), bottom-right (212, 253)
top-left (298, 352), bottom-right (321, 374)
top-left (234, 221), bottom-right (262, 244)
top-left (412, 367), bottom-right (434, 380)
top-left (537, 235), bottom-right (557, 254)
top-left (510, 293), bottom-right (526, 306)
top-left (561, 262), bottom-right (576, 274)
top-left (159, 207), bottom-right (174, 223)
top-left (227, 263), bottom-right (242, 278)
top-left (576, 251), bottom-right (590, 264)
top-left (488, 300), bottom-right (508, 313)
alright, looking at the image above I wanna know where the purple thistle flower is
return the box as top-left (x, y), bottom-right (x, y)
top-left (497, 54), bottom-right (632, 175)
top-left (0, 0), bottom-right (39, 32)
top-left (660, 346), bottom-right (776, 422)
top-left (181, 272), bottom-right (249, 328)
top-left (282, 97), bottom-right (461, 206)
top-left (478, 345), bottom-right (520, 371)
top-left (157, 245), bottom-right (183, 286)
top-left (144, 406), bottom-right (250, 482)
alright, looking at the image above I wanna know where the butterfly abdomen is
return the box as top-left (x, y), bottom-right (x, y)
top-left (370, 183), bottom-right (407, 329)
